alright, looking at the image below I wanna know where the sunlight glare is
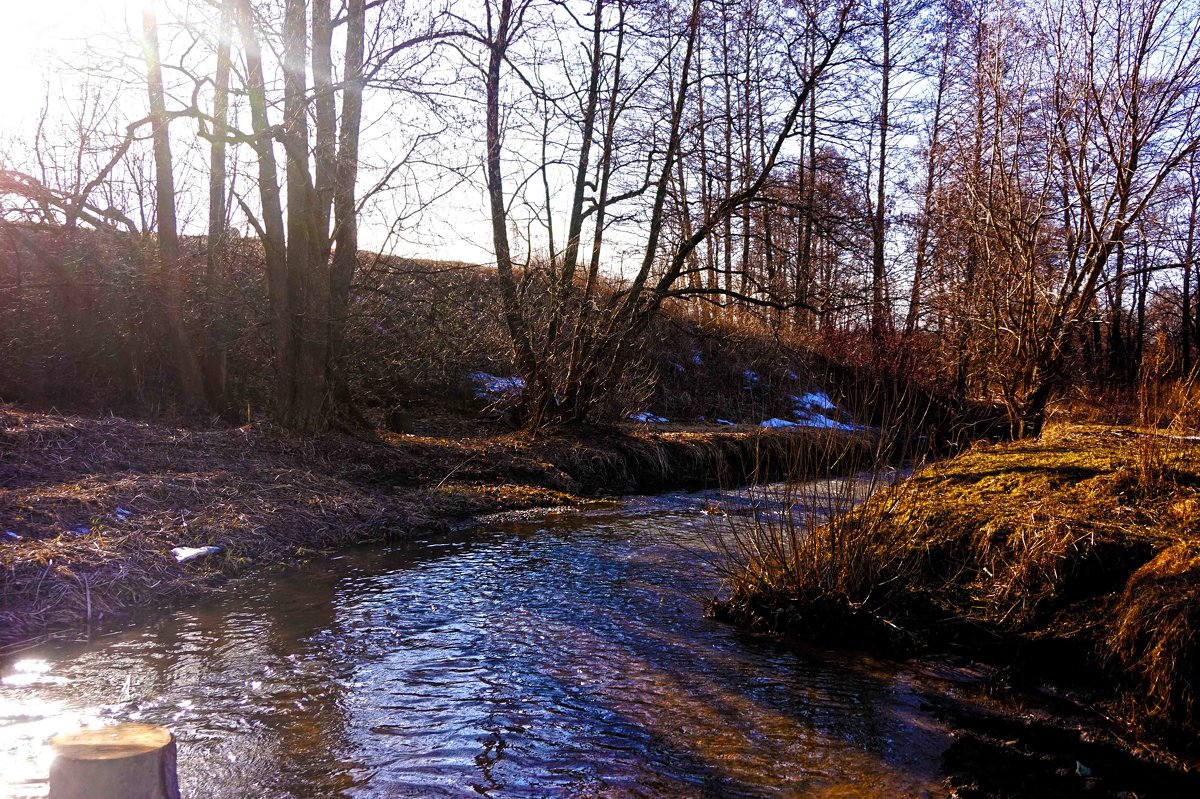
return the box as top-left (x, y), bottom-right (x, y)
top-left (0, 0), bottom-right (141, 135)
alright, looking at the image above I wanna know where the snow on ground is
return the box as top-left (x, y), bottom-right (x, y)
top-left (793, 391), bottom-right (836, 411)
top-left (629, 412), bottom-right (669, 423)
top-left (761, 413), bottom-right (856, 431)
top-left (469, 372), bottom-right (525, 400)
top-left (761, 388), bottom-right (859, 430)
top-left (793, 411), bottom-right (857, 430)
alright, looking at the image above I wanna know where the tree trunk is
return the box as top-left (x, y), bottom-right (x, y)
top-left (142, 3), bottom-right (204, 408)
top-left (905, 23), bottom-right (951, 345)
top-left (312, 0), bottom-right (336, 249)
top-left (142, 6), bottom-right (179, 269)
top-left (234, 0), bottom-right (291, 421)
top-left (205, 0), bottom-right (233, 409)
top-left (870, 0), bottom-right (891, 357)
top-left (328, 0), bottom-right (366, 419)
top-left (484, 0), bottom-right (547, 426)
top-left (282, 0), bottom-right (328, 431)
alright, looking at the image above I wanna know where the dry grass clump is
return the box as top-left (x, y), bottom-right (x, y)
top-left (1108, 541), bottom-right (1200, 732)
top-left (713, 474), bottom-right (925, 642)
top-left (709, 419), bottom-right (916, 642)
top-left (716, 422), bottom-right (1200, 738)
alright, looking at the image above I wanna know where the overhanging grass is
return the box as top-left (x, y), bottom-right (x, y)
top-left (715, 424), bottom-right (1200, 741)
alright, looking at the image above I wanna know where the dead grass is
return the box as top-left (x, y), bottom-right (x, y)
top-left (0, 405), bottom-right (861, 649)
top-left (717, 422), bottom-right (1200, 740)
top-left (1109, 540), bottom-right (1200, 731)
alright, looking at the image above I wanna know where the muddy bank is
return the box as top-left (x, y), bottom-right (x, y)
top-left (0, 406), bottom-right (867, 648)
top-left (716, 424), bottom-right (1200, 753)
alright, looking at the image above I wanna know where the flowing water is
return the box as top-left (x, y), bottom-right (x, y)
top-left (2, 483), bottom-right (998, 798)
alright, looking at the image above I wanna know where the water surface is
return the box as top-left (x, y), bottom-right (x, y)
top-left (2, 485), bottom-right (959, 798)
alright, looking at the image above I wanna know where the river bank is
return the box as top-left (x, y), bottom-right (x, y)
top-left (715, 423), bottom-right (1200, 772)
top-left (0, 405), bottom-right (869, 648)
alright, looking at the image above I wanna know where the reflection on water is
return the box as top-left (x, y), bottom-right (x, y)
top-left (2, 486), bottom-right (954, 798)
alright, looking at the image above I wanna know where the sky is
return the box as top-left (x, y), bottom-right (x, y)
top-left (0, 0), bottom-right (500, 264)
top-left (0, 1), bottom-right (138, 121)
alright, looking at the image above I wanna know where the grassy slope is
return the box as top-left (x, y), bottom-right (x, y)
top-left (0, 406), bottom-right (866, 649)
top-left (719, 424), bottom-right (1200, 742)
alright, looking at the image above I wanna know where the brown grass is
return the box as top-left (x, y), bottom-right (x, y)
top-left (0, 405), bottom-right (864, 650)
top-left (716, 422), bottom-right (1200, 740)
top-left (1109, 540), bottom-right (1200, 731)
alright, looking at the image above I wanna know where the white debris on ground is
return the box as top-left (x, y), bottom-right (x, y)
top-left (171, 546), bottom-right (222, 564)
top-left (716, 419), bottom-right (736, 426)
top-left (628, 412), bottom-right (669, 423)
top-left (469, 372), bottom-right (526, 400)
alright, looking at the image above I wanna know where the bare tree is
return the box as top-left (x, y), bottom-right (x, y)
top-left (477, 0), bottom-right (856, 428)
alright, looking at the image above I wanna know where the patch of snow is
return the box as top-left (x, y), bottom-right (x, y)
top-left (171, 546), bottom-right (222, 564)
top-left (785, 370), bottom-right (799, 381)
top-left (669, 361), bottom-right (687, 373)
top-left (743, 370), bottom-right (760, 385)
top-left (114, 507), bottom-right (132, 521)
top-left (4, 531), bottom-right (20, 540)
top-left (469, 372), bottom-right (525, 400)
top-left (629, 412), bottom-right (669, 423)
top-left (763, 413), bottom-right (856, 431)
top-left (691, 352), bottom-right (703, 366)
top-left (716, 419), bottom-right (736, 426)
top-left (793, 391), bottom-right (836, 411)
top-left (793, 411), bottom-right (856, 431)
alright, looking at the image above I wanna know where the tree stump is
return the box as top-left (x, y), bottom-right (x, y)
top-left (49, 723), bottom-right (180, 799)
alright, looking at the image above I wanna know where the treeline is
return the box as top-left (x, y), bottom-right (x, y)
top-left (0, 225), bottom-right (845, 428)
top-left (0, 0), bottom-right (1198, 435)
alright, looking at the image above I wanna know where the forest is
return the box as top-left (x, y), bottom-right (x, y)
top-left (1, 0), bottom-right (1197, 435)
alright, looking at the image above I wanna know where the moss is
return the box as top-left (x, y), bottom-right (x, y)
top-left (429, 482), bottom-right (585, 516)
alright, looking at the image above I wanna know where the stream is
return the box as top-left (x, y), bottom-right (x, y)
top-left (0, 481), bottom-right (1093, 797)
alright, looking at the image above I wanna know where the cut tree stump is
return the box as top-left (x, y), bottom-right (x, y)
top-left (49, 723), bottom-right (180, 799)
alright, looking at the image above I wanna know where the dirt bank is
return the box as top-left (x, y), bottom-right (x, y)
top-left (0, 406), bottom-right (867, 649)
top-left (717, 425), bottom-right (1200, 745)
